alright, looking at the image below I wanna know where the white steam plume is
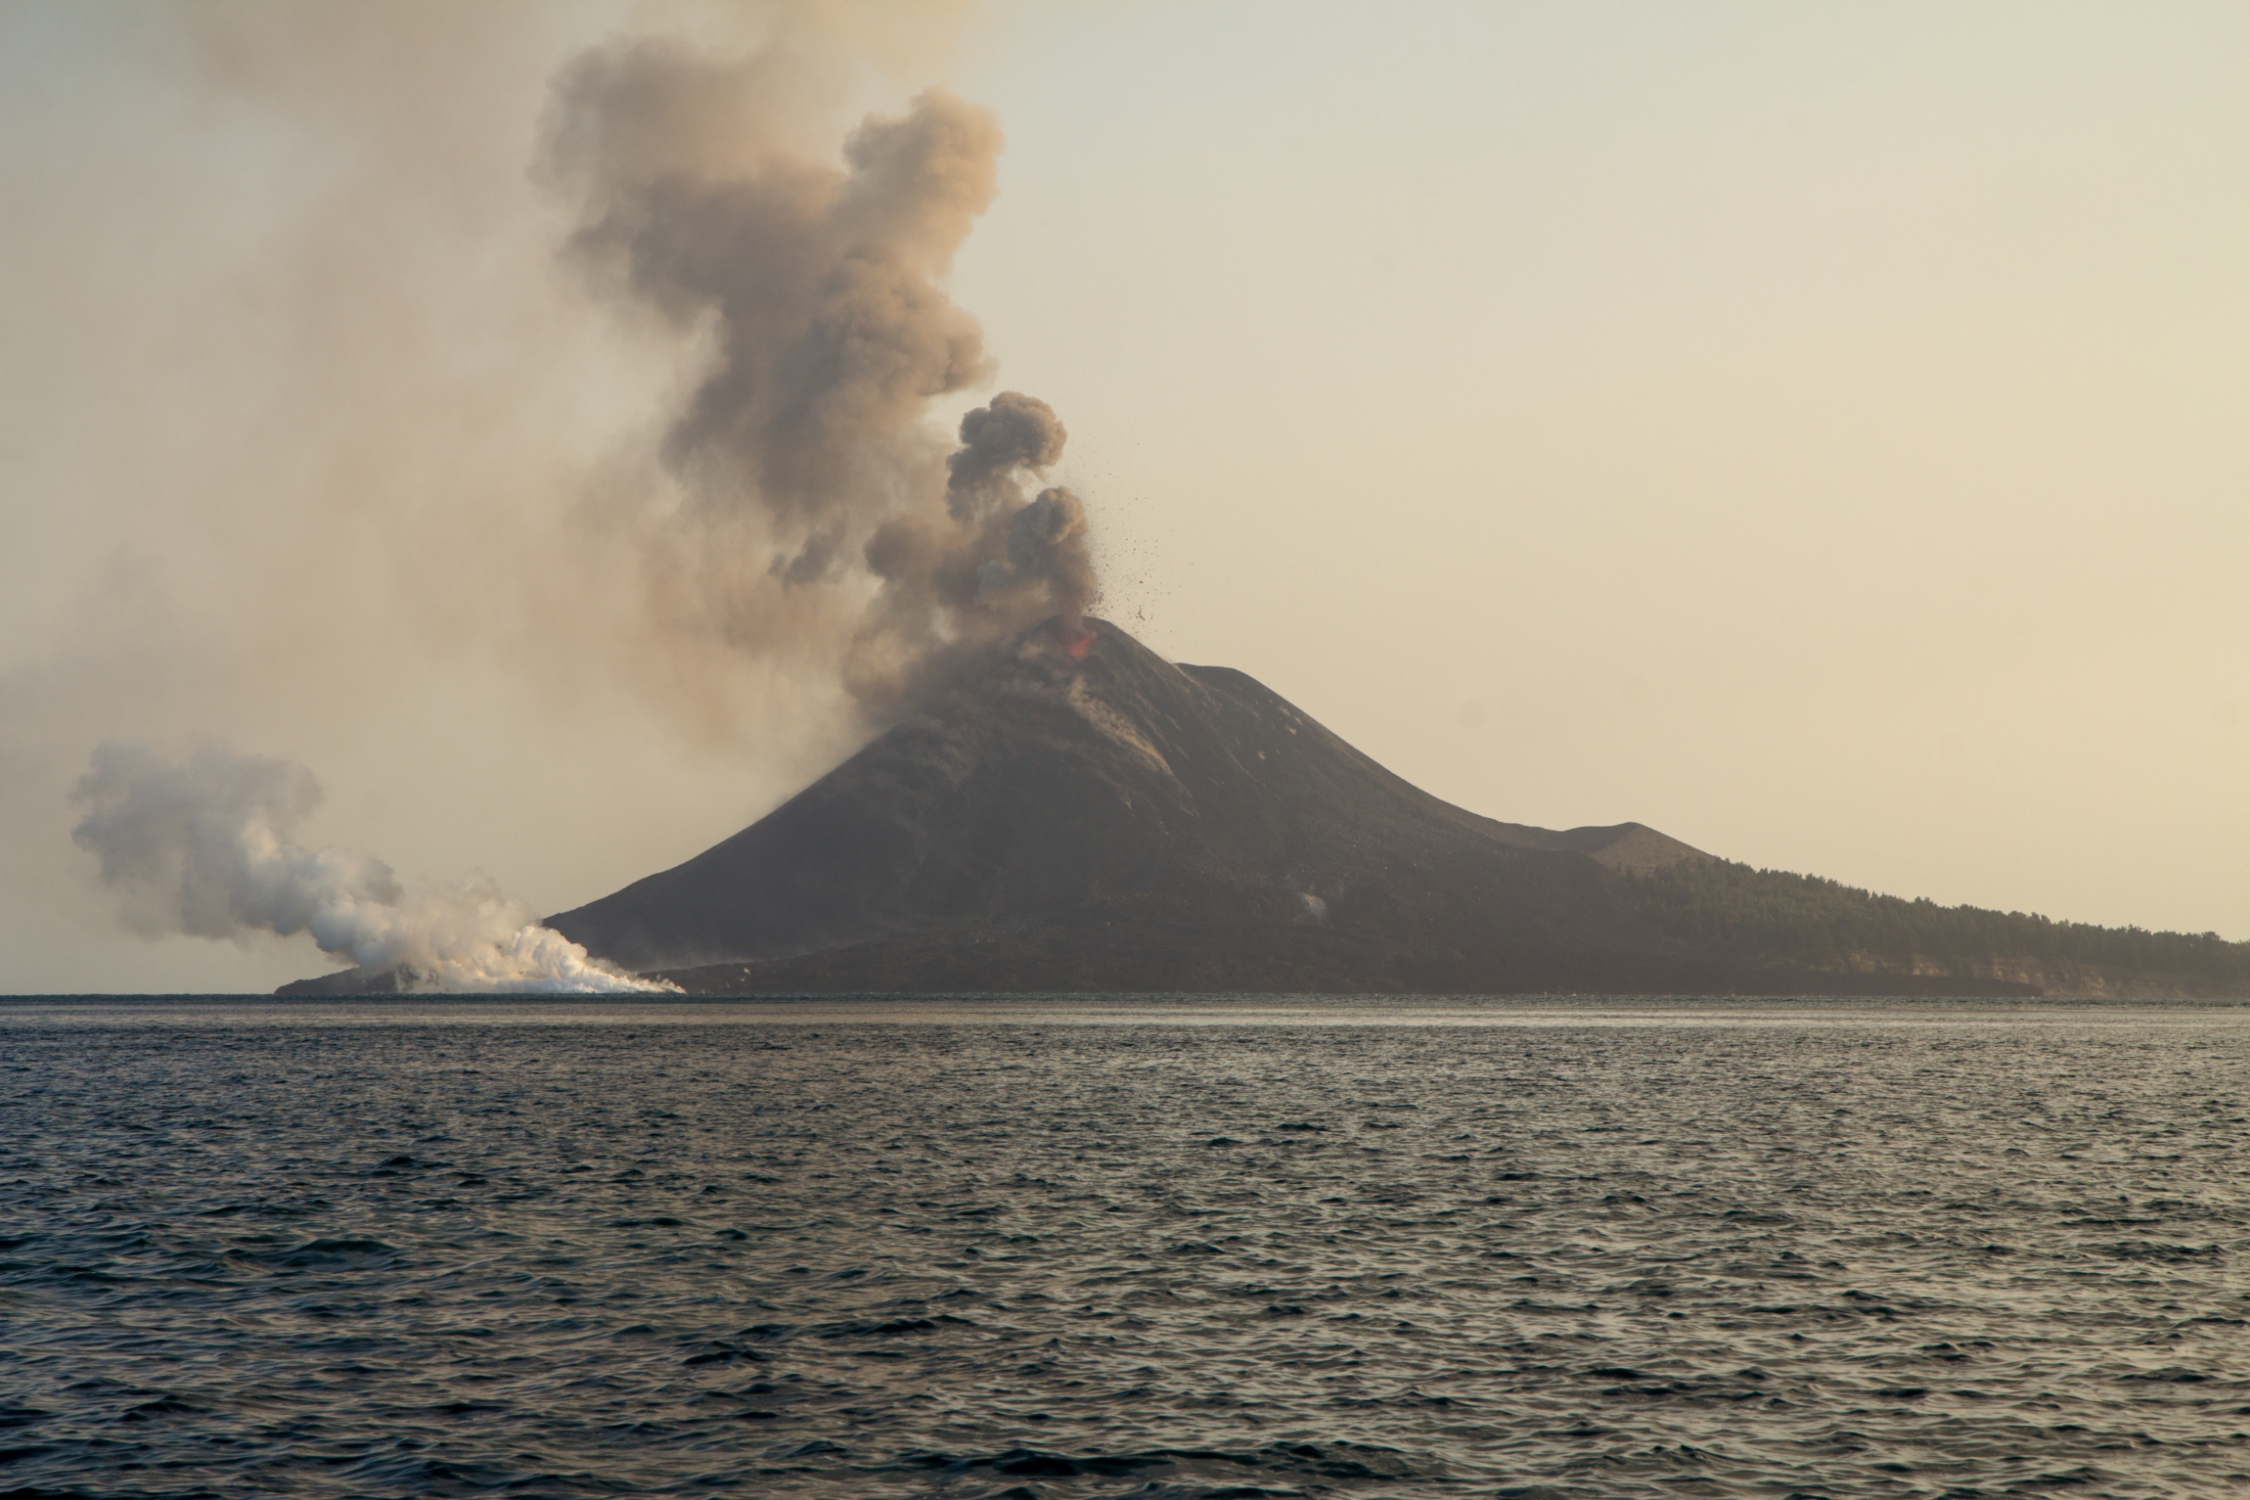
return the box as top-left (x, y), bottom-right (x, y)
top-left (71, 742), bottom-right (674, 994)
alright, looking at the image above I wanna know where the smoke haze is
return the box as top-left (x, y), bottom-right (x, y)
top-left (1, 4), bottom-right (1096, 990)
top-left (73, 742), bottom-right (671, 992)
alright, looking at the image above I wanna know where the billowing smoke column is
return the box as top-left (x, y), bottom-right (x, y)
top-left (542, 40), bottom-right (1099, 705)
top-left (72, 743), bottom-right (674, 994)
top-left (936, 391), bottom-right (1096, 634)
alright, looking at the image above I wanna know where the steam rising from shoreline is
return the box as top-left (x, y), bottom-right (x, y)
top-left (72, 743), bottom-right (673, 994)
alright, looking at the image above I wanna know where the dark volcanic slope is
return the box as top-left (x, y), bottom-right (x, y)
top-left (545, 619), bottom-right (1778, 994)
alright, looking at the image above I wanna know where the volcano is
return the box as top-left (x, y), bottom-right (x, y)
top-left (524, 619), bottom-right (1908, 995)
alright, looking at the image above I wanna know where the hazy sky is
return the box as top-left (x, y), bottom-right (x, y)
top-left (4, 1), bottom-right (2246, 993)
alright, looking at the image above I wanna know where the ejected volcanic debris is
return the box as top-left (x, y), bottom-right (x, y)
top-left (282, 619), bottom-right (2250, 998)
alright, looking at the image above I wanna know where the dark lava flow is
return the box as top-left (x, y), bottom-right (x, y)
top-left (4, 999), bottom-right (2248, 1498)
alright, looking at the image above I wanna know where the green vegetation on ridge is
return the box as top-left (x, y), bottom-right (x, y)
top-left (1623, 859), bottom-right (2250, 992)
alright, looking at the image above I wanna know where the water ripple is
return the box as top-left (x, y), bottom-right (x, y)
top-left (2, 999), bottom-right (2247, 1497)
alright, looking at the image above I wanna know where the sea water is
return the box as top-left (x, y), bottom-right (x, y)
top-left (3, 997), bottom-right (2246, 1498)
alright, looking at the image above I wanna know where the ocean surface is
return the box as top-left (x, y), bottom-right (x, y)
top-left (4, 997), bottom-right (2247, 1499)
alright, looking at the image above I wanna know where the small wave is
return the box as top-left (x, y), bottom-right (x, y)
top-left (245, 1237), bottom-right (401, 1270)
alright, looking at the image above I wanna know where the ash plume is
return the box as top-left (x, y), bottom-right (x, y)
top-left (980, 486), bottom-right (1096, 631)
top-left (72, 743), bottom-right (673, 994)
top-left (947, 391), bottom-right (1070, 518)
top-left (543, 38), bottom-right (1099, 706)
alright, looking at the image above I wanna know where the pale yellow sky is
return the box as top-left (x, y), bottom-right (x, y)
top-left (3, 2), bottom-right (2245, 990)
